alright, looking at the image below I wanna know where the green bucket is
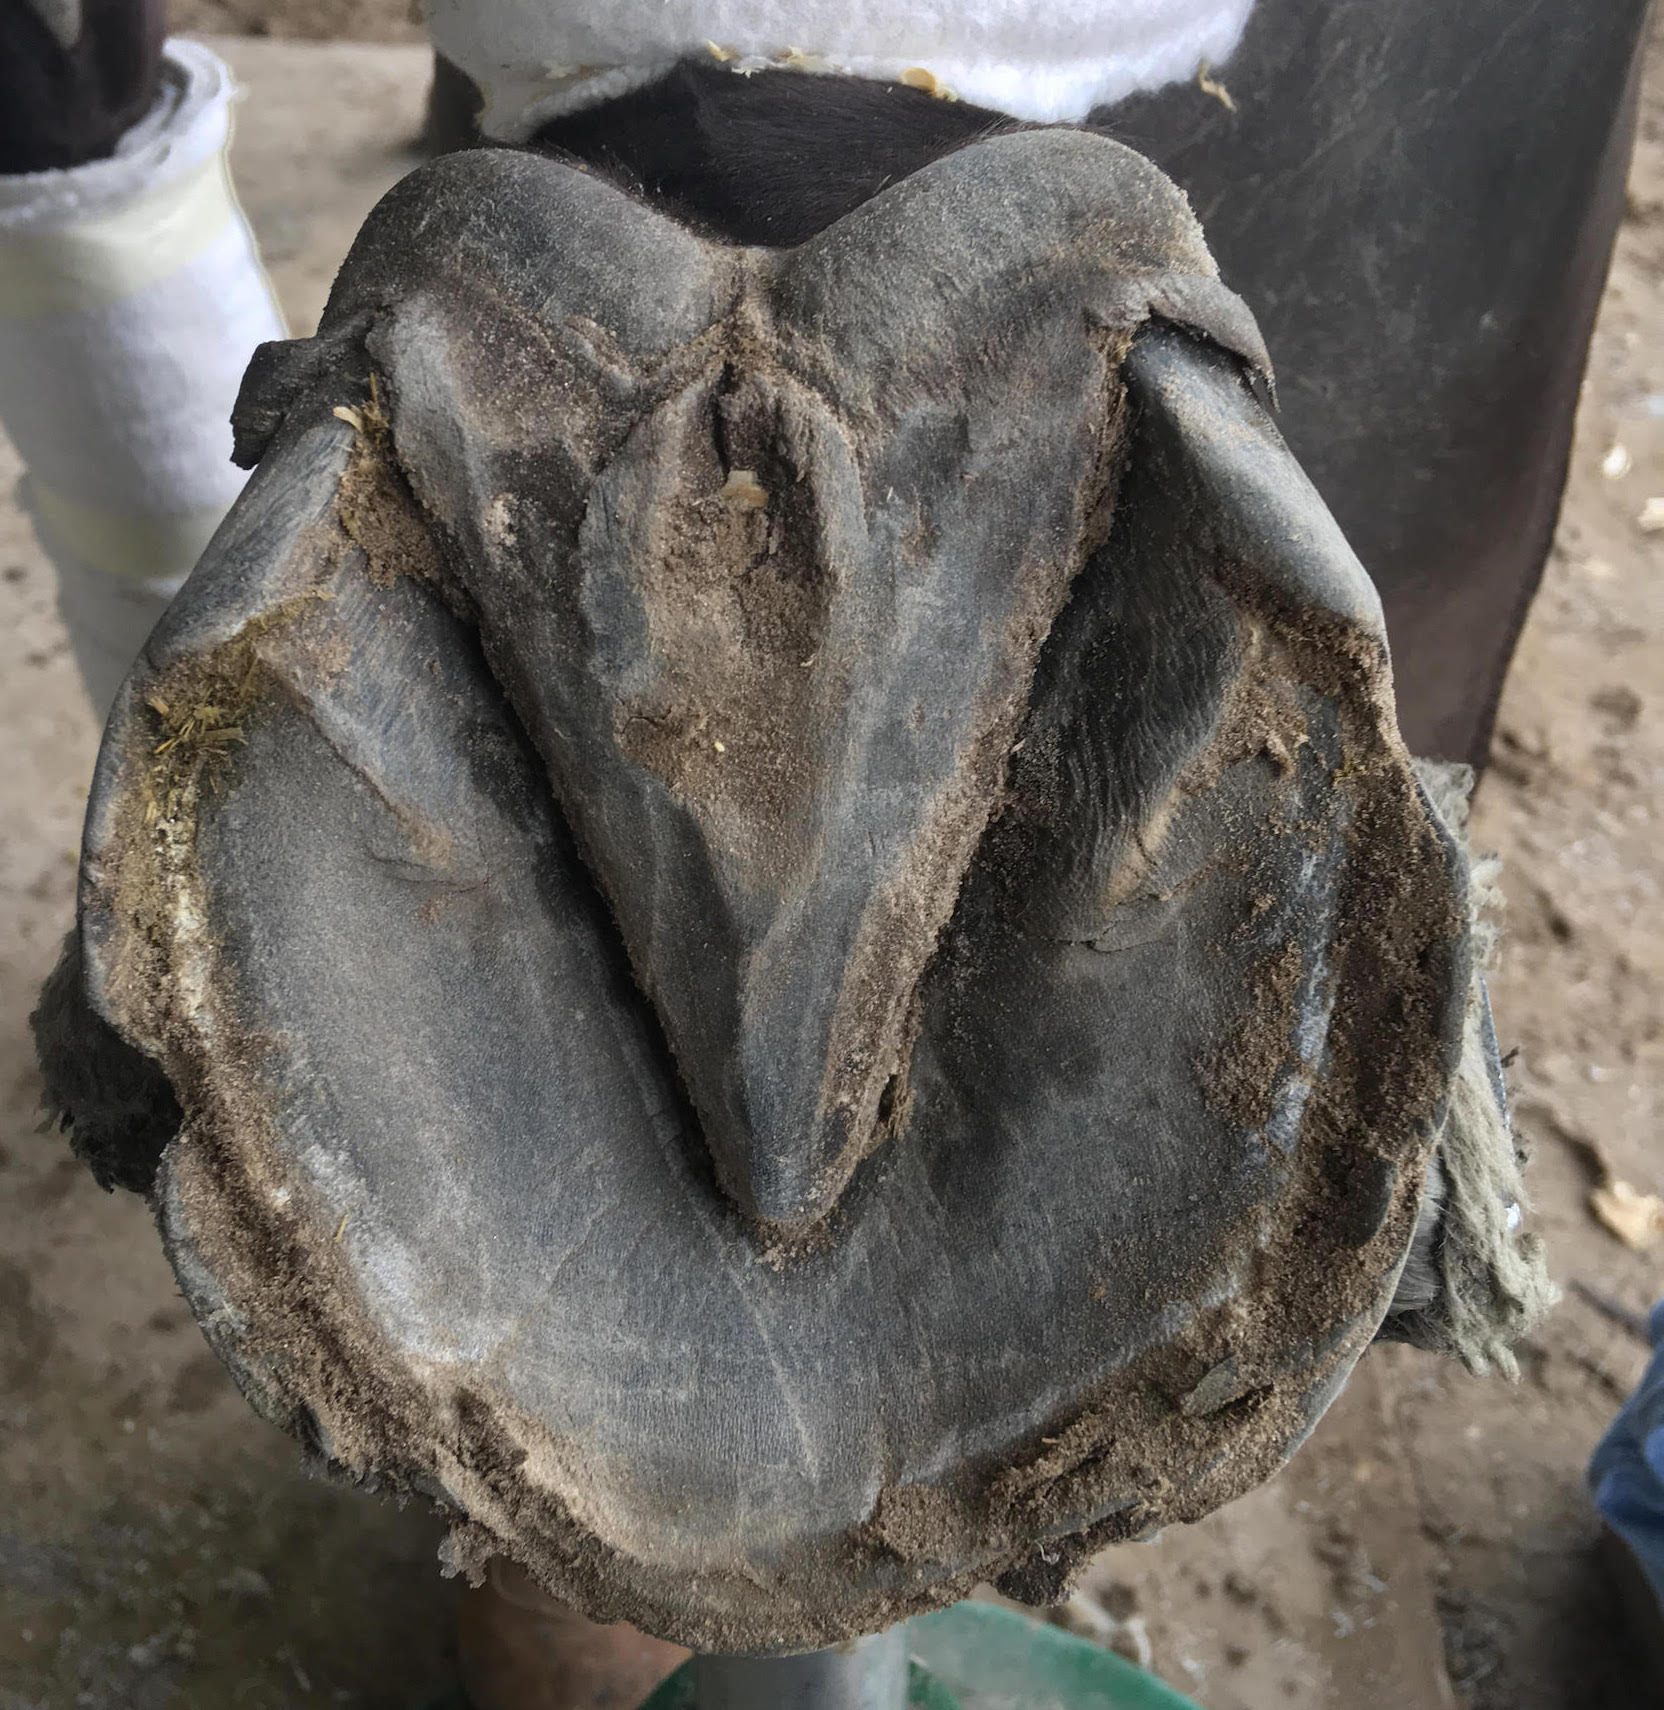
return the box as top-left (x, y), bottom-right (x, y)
top-left (639, 1601), bottom-right (1204, 1710)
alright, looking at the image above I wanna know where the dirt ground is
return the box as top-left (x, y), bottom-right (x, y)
top-left (1, 25), bottom-right (1662, 1710)
top-left (170, 0), bottom-right (419, 45)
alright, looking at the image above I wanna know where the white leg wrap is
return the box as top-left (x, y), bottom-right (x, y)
top-left (422, 0), bottom-right (1257, 138)
top-left (0, 39), bottom-right (285, 714)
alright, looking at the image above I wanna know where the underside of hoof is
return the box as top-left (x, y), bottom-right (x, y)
top-left (42, 131), bottom-right (1499, 1651)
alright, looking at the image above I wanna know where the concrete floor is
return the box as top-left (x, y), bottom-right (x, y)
top-left (2, 30), bottom-right (1662, 1710)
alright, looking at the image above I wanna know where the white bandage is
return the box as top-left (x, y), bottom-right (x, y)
top-left (0, 39), bottom-right (285, 713)
top-left (423, 0), bottom-right (1256, 140)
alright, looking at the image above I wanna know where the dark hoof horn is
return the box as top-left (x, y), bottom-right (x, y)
top-left (55, 131), bottom-right (1477, 1651)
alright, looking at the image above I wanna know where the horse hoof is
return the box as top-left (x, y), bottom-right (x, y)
top-left (47, 131), bottom-right (1484, 1650)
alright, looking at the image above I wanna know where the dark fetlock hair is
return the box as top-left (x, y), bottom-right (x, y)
top-left (530, 59), bottom-right (1023, 247)
top-left (33, 931), bottom-right (179, 1196)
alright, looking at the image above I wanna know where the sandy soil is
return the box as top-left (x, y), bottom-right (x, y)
top-left (0, 27), bottom-right (1661, 1710)
top-left (170, 0), bottom-right (421, 44)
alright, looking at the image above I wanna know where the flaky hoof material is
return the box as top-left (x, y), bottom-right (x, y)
top-left (48, 133), bottom-right (1476, 1651)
